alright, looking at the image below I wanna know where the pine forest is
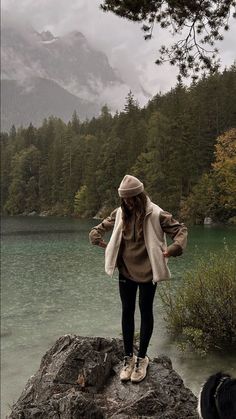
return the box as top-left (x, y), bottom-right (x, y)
top-left (1, 66), bottom-right (236, 224)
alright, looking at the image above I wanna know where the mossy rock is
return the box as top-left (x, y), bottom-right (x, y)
top-left (227, 216), bottom-right (236, 225)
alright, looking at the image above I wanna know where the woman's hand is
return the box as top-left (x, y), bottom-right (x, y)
top-left (162, 250), bottom-right (170, 258)
top-left (98, 240), bottom-right (107, 248)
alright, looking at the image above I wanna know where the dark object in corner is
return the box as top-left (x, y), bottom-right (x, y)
top-left (198, 372), bottom-right (236, 419)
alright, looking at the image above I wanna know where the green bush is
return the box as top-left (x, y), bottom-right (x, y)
top-left (74, 185), bottom-right (88, 216)
top-left (160, 251), bottom-right (236, 356)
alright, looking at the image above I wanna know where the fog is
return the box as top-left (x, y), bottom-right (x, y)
top-left (2, 0), bottom-right (236, 104)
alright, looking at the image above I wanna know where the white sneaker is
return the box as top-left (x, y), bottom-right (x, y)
top-left (119, 355), bottom-right (135, 381)
top-left (131, 355), bottom-right (149, 383)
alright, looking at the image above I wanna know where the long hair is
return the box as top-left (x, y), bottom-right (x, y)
top-left (120, 192), bottom-right (147, 240)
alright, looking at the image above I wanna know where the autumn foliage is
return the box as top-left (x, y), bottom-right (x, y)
top-left (180, 128), bottom-right (236, 223)
top-left (213, 129), bottom-right (236, 210)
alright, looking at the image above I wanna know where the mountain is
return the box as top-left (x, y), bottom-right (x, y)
top-left (1, 14), bottom-right (130, 131)
top-left (1, 78), bottom-right (100, 130)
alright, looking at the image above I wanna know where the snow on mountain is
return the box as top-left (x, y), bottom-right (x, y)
top-left (1, 15), bottom-right (135, 130)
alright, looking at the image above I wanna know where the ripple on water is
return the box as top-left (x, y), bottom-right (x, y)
top-left (1, 218), bottom-right (236, 418)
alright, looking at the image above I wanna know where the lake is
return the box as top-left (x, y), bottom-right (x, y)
top-left (1, 215), bottom-right (236, 418)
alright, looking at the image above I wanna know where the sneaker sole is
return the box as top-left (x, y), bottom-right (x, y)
top-left (131, 369), bottom-right (148, 383)
top-left (131, 375), bottom-right (147, 383)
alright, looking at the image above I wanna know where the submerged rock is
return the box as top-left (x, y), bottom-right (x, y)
top-left (9, 335), bottom-right (198, 418)
top-left (203, 217), bottom-right (213, 225)
top-left (28, 211), bottom-right (38, 216)
top-left (39, 211), bottom-right (50, 217)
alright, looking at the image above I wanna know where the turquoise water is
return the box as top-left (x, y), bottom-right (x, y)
top-left (1, 216), bottom-right (236, 417)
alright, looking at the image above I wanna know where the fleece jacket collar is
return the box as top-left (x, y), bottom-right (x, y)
top-left (145, 196), bottom-right (153, 216)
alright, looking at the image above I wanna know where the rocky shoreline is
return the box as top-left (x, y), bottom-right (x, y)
top-left (9, 335), bottom-right (198, 418)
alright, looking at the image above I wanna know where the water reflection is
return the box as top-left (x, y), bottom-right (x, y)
top-left (1, 216), bottom-right (236, 417)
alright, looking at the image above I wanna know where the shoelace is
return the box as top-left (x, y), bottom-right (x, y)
top-left (123, 356), bottom-right (132, 370)
top-left (134, 357), bottom-right (140, 372)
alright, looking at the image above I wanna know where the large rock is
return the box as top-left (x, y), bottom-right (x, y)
top-left (9, 335), bottom-right (198, 418)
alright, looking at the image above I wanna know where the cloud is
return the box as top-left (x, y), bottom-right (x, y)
top-left (2, 0), bottom-right (236, 105)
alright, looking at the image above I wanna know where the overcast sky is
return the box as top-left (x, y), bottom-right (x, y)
top-left (2, 0), bottom-right (236, 104)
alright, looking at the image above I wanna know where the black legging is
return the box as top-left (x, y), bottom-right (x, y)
top-left (118, 272), bottom-right (157, 358)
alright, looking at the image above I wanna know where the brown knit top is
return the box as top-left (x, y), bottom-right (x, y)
top-left (89, 208), bottom-right (187, 283)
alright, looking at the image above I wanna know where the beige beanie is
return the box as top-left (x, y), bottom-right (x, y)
top-left (118, 175), bottom-right (144, 198)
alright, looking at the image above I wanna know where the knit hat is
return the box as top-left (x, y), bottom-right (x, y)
top-left (118, 175), bottom-right (144, 198)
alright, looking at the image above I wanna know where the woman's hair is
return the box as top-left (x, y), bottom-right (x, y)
top-left (121, 192), bottom-right (147, 239)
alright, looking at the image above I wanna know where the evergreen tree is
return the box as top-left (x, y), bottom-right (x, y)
top-left (9, 125), bottom-right (16, 139)
top-left (4, 146), bottom-right (40, 214)
top-left (132, 111), bottom-right (180, 211)
top-left (37, 118), bottom-right (55, 210)
top-left (1, 67), bottom-right (235, 219)
top-left (71, 110), bottom-right (80, 134)
top-left (101, 0), bottom-right (235, 79)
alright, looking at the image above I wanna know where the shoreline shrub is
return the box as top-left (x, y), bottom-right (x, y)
top-left (159, 250), bottom-right (236, 356)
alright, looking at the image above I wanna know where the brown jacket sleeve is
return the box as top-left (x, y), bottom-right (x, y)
top-left (160, 211), bottom-right (188, 257)
top-left (89, 208), bottom-right (118, 245)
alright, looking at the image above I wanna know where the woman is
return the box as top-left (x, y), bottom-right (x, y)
top-left (89, 175), bottom-right (187, 383)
